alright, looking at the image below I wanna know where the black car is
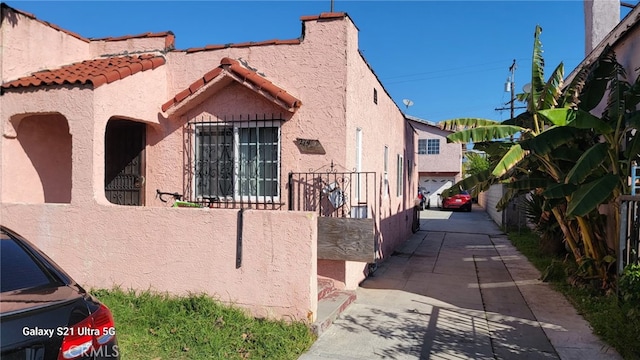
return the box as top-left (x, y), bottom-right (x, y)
top-left (0, 226), bottom-right (119, 359)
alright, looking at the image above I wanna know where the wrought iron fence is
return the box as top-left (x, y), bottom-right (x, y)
top-left (288, 164), bottom-right (376, 218)
top-left (183, 114), bottom-right (285, 210)
top-left (619, 195), bottom-right (640, 275)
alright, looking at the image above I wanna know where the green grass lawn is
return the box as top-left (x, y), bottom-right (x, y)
top-left (91, 288), bottom-right (316, 360)
top-left (508, 230), bottom-right (640, 360)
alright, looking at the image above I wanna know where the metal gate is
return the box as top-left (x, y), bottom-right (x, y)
top-left (288, 164), bottom-right (376, 262)
top-left (288, 163), bottom-right (375, 218)
top-left (105, 120), bottom-right (145, 206)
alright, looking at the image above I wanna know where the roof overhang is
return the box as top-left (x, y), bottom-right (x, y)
top-left (162, 57), bottom-right (302, 117)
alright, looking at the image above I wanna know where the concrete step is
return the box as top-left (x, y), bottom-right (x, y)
top-left (317, 277), bottom-right (336, 300)
top-left (311, 289), bottom-right (357, 336)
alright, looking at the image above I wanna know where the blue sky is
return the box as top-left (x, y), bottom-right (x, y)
top-left (6, 1), bottom-right (635, 122)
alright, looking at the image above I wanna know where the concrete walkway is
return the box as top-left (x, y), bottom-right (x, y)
top-left (299, 206), bottom-right (622, 360)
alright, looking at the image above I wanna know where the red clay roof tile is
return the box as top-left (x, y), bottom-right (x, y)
top-left (203, 68), bottom-right (223, 82)
top-left (163, 57), bottom-right (302, 114)
top-left (1, 55), bottom-right (166, 90)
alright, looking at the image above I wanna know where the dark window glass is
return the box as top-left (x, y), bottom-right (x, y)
top-left (1, 238), bottom-right (53, 292)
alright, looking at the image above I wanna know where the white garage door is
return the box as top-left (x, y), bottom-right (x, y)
top-left (420, 177), bottom-right (454, 205)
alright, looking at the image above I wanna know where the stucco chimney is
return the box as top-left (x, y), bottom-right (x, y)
top-left (584, 0), bottom-right (621, 55)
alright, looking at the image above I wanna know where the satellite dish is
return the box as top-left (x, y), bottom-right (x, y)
top-left (522, 83), bottom-right (532, 93)
top-left (402, 99), bottom-right (414, 109)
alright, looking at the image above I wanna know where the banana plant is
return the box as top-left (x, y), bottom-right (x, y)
top-left (440, 25), bottom-right (640, 284)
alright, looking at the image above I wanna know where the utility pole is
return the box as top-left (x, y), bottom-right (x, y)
top-left (509, 59), bottom-right (516, 120)
top-left (495, 59), bottom-right (525, 117)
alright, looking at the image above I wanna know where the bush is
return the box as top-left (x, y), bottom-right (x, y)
top-left (619, 263), bottom-right (640, 319)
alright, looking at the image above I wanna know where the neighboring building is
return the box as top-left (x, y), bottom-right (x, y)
top-left (0, 4), bottom-right (417, 321)
top-left (406, 115), bottom-right (463, 206)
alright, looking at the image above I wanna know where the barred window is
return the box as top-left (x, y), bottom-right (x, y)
top-left (194, 121), bottom-right (280, 202)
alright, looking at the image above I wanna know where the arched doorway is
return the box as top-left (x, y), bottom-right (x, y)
top-left (105, 119), bottom-right (146, 206)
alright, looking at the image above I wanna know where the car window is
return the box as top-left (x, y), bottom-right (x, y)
top-left (1, 238), bottom-right (54, 293)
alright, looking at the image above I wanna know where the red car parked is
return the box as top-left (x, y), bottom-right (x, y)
top-left (439, 190), bottom-right (473, 212)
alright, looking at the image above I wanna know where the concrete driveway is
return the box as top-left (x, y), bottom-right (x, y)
top-left (299, 205), bottom-right (621, 360)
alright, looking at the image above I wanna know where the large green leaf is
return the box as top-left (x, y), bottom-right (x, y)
top-left (439, 118), bottom-right (499, 131)
top-left (566, 174), bottom-right (619, 217)
top-left (565, 143), bottom-right (609, 185)
top-left (519, 126), bottom-right (579, 155)
top-left (552, 147), bottom-right (584, 163)
top-left (503, 112), bottom-right (535, 130)
top-left (538, 108), bottom-right (613, 134)
top-left (446, 125), bottom-right (525, 143)
top-left (562, 63), bottom-right (590, 108)
top-left (542, 182), bottom-right (577, 199)
top-left (492, 144), bottom-right (526, 177)
top-left (507, 177), bottom-right (553, 191)
top-left (531, 25), bottom-right (545, 110)
top-left (536, 62), bottom-right (564, 111)
top-left (579, 48), bottom-right (618, 112)
top-left (605, 76), bottom-right (629, 125)
top-left (443, 170), bottom-right (495, 198)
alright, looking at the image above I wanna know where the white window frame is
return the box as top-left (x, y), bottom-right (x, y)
top-left (355, 128), bottom-right (362, 201)
top-left (383, 145), bottom-right (389, 198)
top-left (427, 139), bottom-right (440, 155)
top-left (194, 122), bottom-right (281, 203)
top-left (397, 154), bottom-right (404, 197)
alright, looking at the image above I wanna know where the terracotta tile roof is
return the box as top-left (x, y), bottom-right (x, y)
top-left (1, 3), bottom-right (89, 42)
top-left (2, 54), bottom-right (166, 90)
top-left (92, 31), bottom-right (176, 49)
top-left (183, 39), bottom-right (301, 54)
top-left (162, 57), bottom-right (302, 113)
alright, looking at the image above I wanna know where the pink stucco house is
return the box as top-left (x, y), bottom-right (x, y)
top-left (406, 115), bottom-right (463, 206)
top-left (0, 4), bottom-right (418, 322)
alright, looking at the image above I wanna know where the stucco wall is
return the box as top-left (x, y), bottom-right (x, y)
top-left (344, 19), bottom-right (416, 264)
top-left (479, 184), bottom-right (504, 227)
top-left (0, 6), bottom-right (90, 81)
top-left (163, 17), bottom-right (350, 177)
top-left (1, 203), bottom-right (318, 321)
